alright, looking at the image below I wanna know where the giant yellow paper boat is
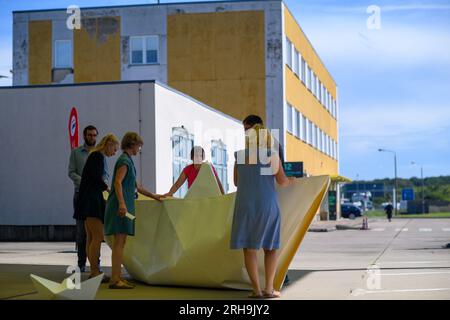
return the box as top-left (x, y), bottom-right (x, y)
top-left (106, 163), bottom-right (330, 291)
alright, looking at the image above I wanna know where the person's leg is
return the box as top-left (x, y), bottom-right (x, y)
top-left (86, 218), bottom-right (103, 276)
top-left (84, 220), bottom-right (92, 271)
top-left (75, 219), bottom-right (87, 271)
top-left (111, 234), bottom-right (127, 283)
top-left (243, 248), bottom-right (261, 296)
top-left (263, 249), bottom-right (279, 296)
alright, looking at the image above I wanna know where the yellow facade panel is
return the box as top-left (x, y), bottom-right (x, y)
top-left (167, 15), bottom-right (192, 81)
top-left (286, 133), bottom-right (338, 176)
top-left (74, 17), bottom-right (121, 83)
top-left (190, 80), bottom-right (218, 108)
top-left (168, 11), bottom-right (266, 124)
top-left (28, 20), bottom-right (52, 85)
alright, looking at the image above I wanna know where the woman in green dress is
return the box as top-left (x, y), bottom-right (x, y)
top-left (104, 132), bottom-right (164, 289)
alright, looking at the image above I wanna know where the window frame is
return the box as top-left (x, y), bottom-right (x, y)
top-left (211, 139), bottom-right (228, 193)
top-left (54, 39), bottom-right (73, 69)
top-left (171, 127), bottom-right (194, 198)
top-left (129, 35), bottom-right (160, 65)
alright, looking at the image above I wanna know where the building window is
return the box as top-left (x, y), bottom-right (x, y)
top-left (286, 37), bottom-right (293, 69)
top-left (317, 129), bottom-right (321, 152)
top-left (327, 136), bottom-right (331, 156)
top-left (331, 139), bottom-right (334, 159)
top-left (322, 131), bottom-right (326, 153)
top-left (312, 74), bottom-right (316, 97)
top-left (316, 77), bottom-right (320, 100)
top-left (326, 93), bottom-right (329, 113)
top-left (315, 125), bottom-right (320, 150)
top-left (322, 85), bottom-right (325, 107)
top-left (211, 140), bottom-right (228, 193)
top-left (328, 93), bottom-right (332, 113)
top-left (293, 49), bottom-right (300, 76)
top-left (301, 115), bottom-right (307, 142)
top-left (318, 82), bottom-right (322, 104)
top-left (54, 40), bottom-right (72, 68)
top-left (286, 103), bottom-right (293, 134)
top-left (312, 124), bottom-right (316, 148)
top-left (130, 35), bottom-right (159, 65)
top-left (171, 127), bottom-right (194, 198)
top-left (334, 141), bottom-right (337, 159)
top-left (295, 109), bottom-right (300, 138)
top-left (307, 66), bottom-right (312, 91)
top-left (300, 57), bottom-right (306, 84)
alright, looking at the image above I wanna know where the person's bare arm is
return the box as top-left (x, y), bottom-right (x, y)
top-left (137, 183), bottom-right (164, 202)
top-left (114, 165), bottom-right (128, 217)
top-left (272, 154), bottom-right (293, 187)
top-left (164, 171), bottom-right (187, 197)
top-left (233, 163), bottom-right (238, 187)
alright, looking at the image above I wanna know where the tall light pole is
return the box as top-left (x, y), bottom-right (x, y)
top-left (378, 148), bottom-right (398, 216)
top-left (411, 161), bottom-right (425, 214)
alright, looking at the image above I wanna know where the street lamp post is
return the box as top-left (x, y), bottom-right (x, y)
top-left (378, 148), bottom-right (398, 216)
top-left (411, 161), bottom-right (425, 214)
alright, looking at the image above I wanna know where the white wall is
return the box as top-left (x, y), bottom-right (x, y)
top-left (0, 82), bottom-right (150, 225)
top-left (153, 83), bottom-right (245, 195)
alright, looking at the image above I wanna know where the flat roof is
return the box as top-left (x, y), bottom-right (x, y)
top-left (13, 0), bottom-right (277, 14)
top-left (0, 79), bottom-right (242, 124)
top-left (0, 80), bottom-right (156, 90)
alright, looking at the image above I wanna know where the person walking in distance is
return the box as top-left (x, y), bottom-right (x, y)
top-left (384, 202), bottom-right (394, 222)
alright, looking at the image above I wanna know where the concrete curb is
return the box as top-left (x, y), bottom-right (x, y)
top-left (335, 224), bottom-right (363, 230)
top-left (308, 227), bottom-right (336, 232)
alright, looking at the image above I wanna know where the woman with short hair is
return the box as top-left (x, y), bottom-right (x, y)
top-left (104, 132), bottom-right (164, 289)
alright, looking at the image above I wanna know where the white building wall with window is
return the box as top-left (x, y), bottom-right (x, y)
top-left (154, 83), bottom-right (244, 196)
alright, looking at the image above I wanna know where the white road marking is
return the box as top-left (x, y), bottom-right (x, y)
top-left (379, 271), bottom-right (450, 276)
top-left (442, 228), bottom-right (450, 232)
top-left (395, 228), bottom-right (408, 232)
top-left (419, 228), bottom-right (432, 232)
top-left (371, 228), bottom-right (385, 232)
top-left (351, 288), bottom-right (450, 296)
top-left (380, 260), bottom-right (450, 264)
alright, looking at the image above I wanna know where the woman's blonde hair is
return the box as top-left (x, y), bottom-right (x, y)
top-left (91, 133), bottom-right (119, 153)
top-left (245, 123), bottom-right (273, 150)
top-left (121, 132), bottom-right (144, 150)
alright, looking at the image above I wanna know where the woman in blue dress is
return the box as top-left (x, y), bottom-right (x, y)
top-left (230, 123), bottom-right (293, 298)
top-left (104, 132), bottom-right (164, 289)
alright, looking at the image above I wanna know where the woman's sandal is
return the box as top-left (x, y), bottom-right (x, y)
top-left (108, 280), bottom-right (134, 289)
top-left (263, 289), bottom-right (281, 299)
top-left (120, 279), bottom-right (135, 287)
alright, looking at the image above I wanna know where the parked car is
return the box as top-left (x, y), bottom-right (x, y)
top-left (341, 204), bottom-right (363, 219)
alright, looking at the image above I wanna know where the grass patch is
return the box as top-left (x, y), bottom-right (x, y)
top-left (363, 211), bottom-right (450, 219)
top-left (396, 212), bottom-right (450, 219)
top-left (364, 210), bottom-right (386, 218)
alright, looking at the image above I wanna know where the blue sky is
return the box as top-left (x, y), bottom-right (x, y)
top-left (1, 0), bottom-right (449, 180)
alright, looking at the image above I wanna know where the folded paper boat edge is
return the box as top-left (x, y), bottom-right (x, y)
top-left (106, 166), bottom-right (330, 291)
top-left (30, 273), bottom-right (103, 300)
